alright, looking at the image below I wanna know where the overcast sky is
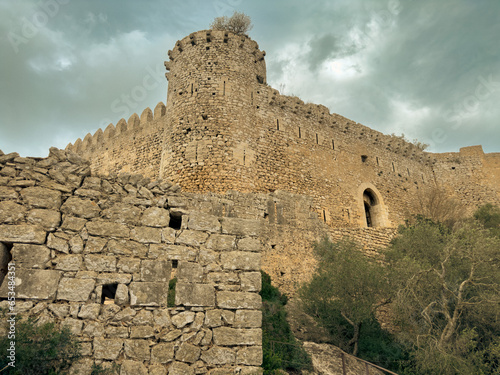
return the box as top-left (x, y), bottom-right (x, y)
top-left (0, 0), bottom-right (499, 157)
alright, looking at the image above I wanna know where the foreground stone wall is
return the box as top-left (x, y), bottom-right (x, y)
top-left (0, 148), bottom-right (263, 375)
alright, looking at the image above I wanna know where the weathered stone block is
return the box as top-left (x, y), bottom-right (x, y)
top-left (201, 346), bottom-right (236, 365)
top-left (61, 197), bottom-right (100, 219)
top-left (93, 338), bottom-right (123, 360)
top-left (57, 278), bottom-right (95, 301)
top-left (107, 239), bottom-right (148, 257)
top-left (68, 234), bottom-right (84, 254)
top-left (171, 311), bottom-right (195, 328)
top-left (55, 254), bottom-right (82, 271)
top-left (131, 226), bottom-right (162, 243)
top-left (0, 187), bottom-right (18, 199)
top-left (97, 272), bottom-right (132, 285)
top-left (48, 304), bottom-right (69, 318)
top-left (240, 272), bottom-right (262, 292)
top-left (133, 309), bottom-right (154, 325)
top-left (177, 262), bottom-right (203, 283)
top-left (115, 283), bottom-right (129, 305)
top-left (153, 309), bottom-right (171, 327)
top-left (237, 237), bottom-right (262, 252)
top-left (117, 257), bottom-right (141, 273)
top-left (234, 310), bottom-right (262, 328)
top-left (221, 251), bottom-right (261, 271)
top-left (0, 224), bottom-right (46, 244)
top-left (205, 309), bottom-right (222, 328)
top-left (83, 236), bottom-right (107, 253)
top-left (168, 361), bottom-right (194, 375)
top-left (124, 339), bottom-right (151, 361)
top-left (149, 364), bottom-right (168, 375)
top-left (213, 327), bottom-right (262, 346)
top-left (27, 209), bottom-right (61, 231)
top-left (141, 259), bottom-right (171, 282)
top-left (175, 282), bottom-right (215, 307)
top-left (176, 342), bottom-right (200, 363)
top-left (61, 215), bottom-right (87, 231)
top-left (149, 244), bottom-right (198, 261)
top-left (130, 325), bottom-right (155, 338)
top-left (217, 291), bottom-right (262, 310)
top-left (102, 203), bottom-right (142, 225)
top-left (105, 325), bottom-right (129, 338)
top-left (82, 321), bottom-right (105, 337)
top-left (84, 254), bottom-right (116, 272)
top-left (175, 230), bottom-right (209, 246)
top-left (129, 282), bottom-right (167, 306)
top-left (187, 213), bottom-right (221, 233)
top-left (61, 317), bottom-right (83, 335)
top-left (77, 303), bottom-right (101, 320)
top-left (0, 201), bottom-right (26, 223)
top-left (151, 342), bottom-right (175, 363)
top-left (11, 243), bottom-right (50, 269)
top-left (141, 207), bottom-right (170, 227)
top-left (205, 234), bottom-right (236, 251)
top-left (120, 360), bottom-right (148, 375)
top-left (221, 218), bottom-right (264, 236)
top-left (47, 233), bottom-right (69, 253)
top-left (86, 220), bottom-right (130, 238)
top-left (112, 306), bottom-right (136, 322)
top-left (0, 269), bottom-right (61, 300)
top-left (20, 186), bottom-right (62, 209)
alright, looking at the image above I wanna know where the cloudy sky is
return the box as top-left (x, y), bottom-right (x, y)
top-left (0, 0), bottom-right (499, 157)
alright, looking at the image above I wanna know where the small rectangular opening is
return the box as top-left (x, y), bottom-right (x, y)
top-left (361, 155), bottom-right (368, 163)
top-left (169, 212), bottom-right (183, 230)
top-left (298, 127), bottom-right (302, 139)
top-left (101, 283), bottom-right (118, 304)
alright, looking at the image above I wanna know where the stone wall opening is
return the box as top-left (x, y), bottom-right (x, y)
top-left (169, 212), bottom-right (183, 230)
top-left (0, 242), bottom-right (12, 286)
top-left (101, 283), bottom-right (118, 304)
top-left (358, 184), bottom-right (390, 228)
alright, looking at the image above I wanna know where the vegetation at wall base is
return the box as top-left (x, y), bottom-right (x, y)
top-left (0, 312), bottom-right (81, 375)
top-left (260, 271), bottom-right (312, 374)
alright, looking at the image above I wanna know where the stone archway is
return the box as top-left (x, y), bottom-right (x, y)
top-left (357, 183), bottom-right (390, 228)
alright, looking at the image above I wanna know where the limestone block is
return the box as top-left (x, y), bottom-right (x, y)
top-left (117, 257), bottom-right (141, 273)
top-left (112, 307), bottom-right (137, 322)
top-left (131, 226), bottom-right (162, 243)
top-left (108, 239), bottom-right (148, 257)
top-left (0, 201), bottom-right (26, 223)
top-left (168, 361), bottom-right (194, 375)
top-left (153, 309), bottom-right (171, 327)
top-left (97, 272), bottom-right (132, 285)
top-left (102, 203), bottom-right (142, 225)
top-left (240, 366), bottom-right (264, 375)
top-left (221, 251), bottom-right (261, 271)
top-left (0, 224), bottom-right (46, 244)
top-left (149, 364), bottom-right (168, 375)
top-left (61, 197), bottom-right (100, 218)
top-left (84, 255), bottom-right (116, 272)
top-left (57, 278), bottom-right (95, 302)
top-left (175, 230), bottom-right (209, 246)
top-left (217, 291), bottom-right (262, 310)
top-left (212, 327), bottom-right (262, 346)
top-left (160, 329), bottom-right (182, 342)
top-left (171, 311), bottom-right (195, 328)
top-left (187, 213), bottom-right (221, 233)
top-left (11, 244), bottom-right (50, 269)
top-left (115, 283), bottom-right (129, 305)
top-left (77, 303), bottom-right (101, 320)
top-left (105, 326), bottom-right (129, 338)
top-left (201, 328), bottom-right (213, 345)
top-left (167, 196), bottom-right (188, 208)
top-left (55, 254), bottom-right (82, 271)
top-left (161, 227), bottom-right (177, 243)
top-left (141, 207), bottom-right (170, 227)
top-left (221, 218), bottom-right (264, 236)
top-left (27, 209), bottom-right (61, 231)
top-left (240, 272), bottom-right (262, 292)
top-left (132, 309), bottom-right (154, 325)
top-left (234, 310), bottom-right (262, 328)
top-left (149, 244), bottom-right (198, 261)
top-left (20, 186), bottom-right (62, 209)
top-left (177, 262), bottom-right (203, 283)
top-left (205, 234), bottom-right (236, 251)
top-left (61, 317), bottom-right (83, 335)
top-left (130, 325), bottom-right (155, 338)
top-left (100, 304), bottom-right (121, 321)
top-left (151, 342), bottom-right (175, 364)
top-left (93, 338), bottom-right (123, 360)
top-left (119, 360), bottom-right (148, 375)
top-left (201, 346), bottom-right (236, 365)
top-left (175, 283), bottom-right (215, 307)
top-left (48, 304), bottom-right (69, 318)
top-left (205, 309), bottom-right (222, 328)
top-left (0, 187), bottom-right (18, 199)
top-left (221, 310), bottom-right (235, 325)
top-left (86, 220), bottom-right (130, 238)
top-left (199, 249), bottom-right (219, 266)
top-left (0, 269), bottom-right (61, 300)
top-left (68, 358), bottom-right (93, 375)
top-left (124, 339), bottom-right (151, 361)
top-left (176, 342), bottom-right (200, 363)
top-left (237, 237), bottom-right (262, 252)
top-left (47, 233), bottom-right (69, 253)
top-left (82, 321), bottom-right (105, 337)
top-left (84, 236), bottom-right (107, 253)
top-left (141, 259), bottom-right (171, 282)
top-left (61, 215), bottom-right (87, 232)
top-left (129, 282), bottom-right (167, 306)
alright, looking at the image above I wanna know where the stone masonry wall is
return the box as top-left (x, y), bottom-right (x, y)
top-left (0, 148), bottom-right (263, 375)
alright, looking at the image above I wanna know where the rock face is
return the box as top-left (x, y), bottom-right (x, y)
top-left (0, 148), bottom-right (263, 375)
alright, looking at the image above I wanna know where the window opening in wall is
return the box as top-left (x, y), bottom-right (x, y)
top-left (407, 168), bottom-right (411, 176)
top-left (392, 162), bottom-right (396, 172)
top-left (332, 140), bottom-right (335, 150)
top-left (316, 134), bottom-right (319, 144)
top-left (243, 150), bottom-right (246, 166)
top-left (322, 209), bottom-right (327, 223)
top-left (363, 189), bottom-right (381, 228)
top-left (251, 92), bottom-right (254, 105)
top-left (169, 212), bottom-right (182, 230)
top-left (206, 47), bottom-right (210, 50)
top-left (376, 157), bottom-right (379, 166)
top-left (364, 202), bottom-right (372, 227)
top-left (191, 83), bottom-right (194, 96)
top-left (223, 81), bottom-right (226, 96)
top-left (172, 260), bottom-right (178, 268)
top-left (101, 283), bottom-right (118, 304)
top-left (451, 166), bottom-right (456, 170)
top-left (298, 127), bottom-right (302, 138)
top-left (361, 155), bottom-right (368, 163)
top-left (276, 119), bottom-right (280, 131)
top-left (0, 242), bottom-right (13, 287)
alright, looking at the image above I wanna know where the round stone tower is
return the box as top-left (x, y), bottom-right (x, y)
top-left (160, 30), bottom-right (267, 193)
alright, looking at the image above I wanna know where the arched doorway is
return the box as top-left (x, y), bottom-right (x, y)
top-left (357, 183), bottom-right (389, 228)
top-left (363, 190), bottom-right (377, 227)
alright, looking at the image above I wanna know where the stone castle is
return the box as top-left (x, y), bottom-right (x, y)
top-left (0, 29), bottom-right (499, 374)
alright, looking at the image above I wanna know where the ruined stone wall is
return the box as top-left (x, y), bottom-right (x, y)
top-left (65, 30), bottom-right (499, 231)
top-left (0, 148), bottom-right (264, 375)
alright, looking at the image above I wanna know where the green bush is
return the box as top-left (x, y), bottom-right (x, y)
top-left (260, 271), bottom-right (312, 374)
top-left (0, 313), bottom-right (81, 375)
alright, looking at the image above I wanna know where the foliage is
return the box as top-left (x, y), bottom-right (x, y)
top-left (210, 11), bottom-right (253, 35)
top-left (474, 203), bottom-right (500, 238)
top-left (390, 133), bottom-right (429, 151)
top-left (260, 271), bottom-right (312, 374)
top-left (387, 215), bottom-right (500, 374)
top-left (90, 363), bottom-right (120, 375)
top-left (414, 186), bottom-right (467, 228)
top-left (299, 238), bottom-right (390, 356)
top-left (167, 277), bottom-right (177, 307)
top-left (0, 313), bottom-right (81, 375)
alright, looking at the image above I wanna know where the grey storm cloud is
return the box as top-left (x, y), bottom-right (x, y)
top-left (0, 0), bottom-right (498, 157)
